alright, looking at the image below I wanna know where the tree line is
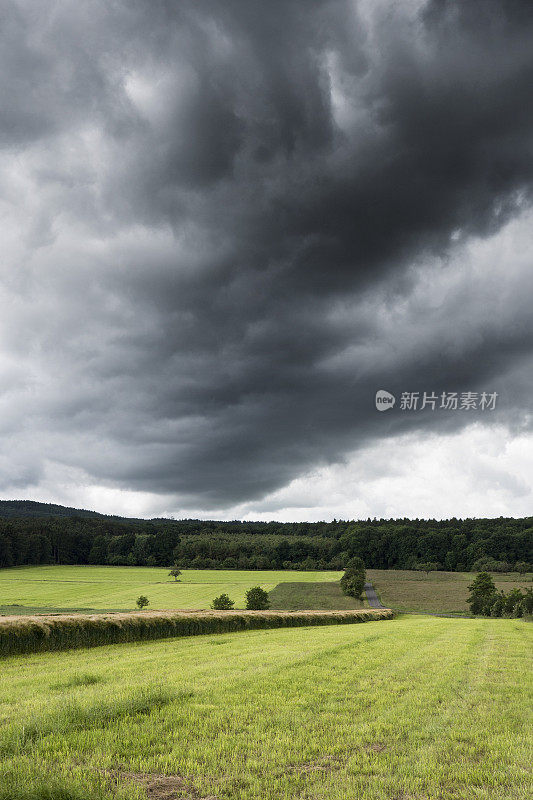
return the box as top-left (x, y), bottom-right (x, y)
top-left (0, 514), bottom-right (531, 572)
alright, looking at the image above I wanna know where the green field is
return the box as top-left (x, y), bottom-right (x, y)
top-left (368, 569), bottom-right (532, 614)
top-left (0, 614), bottom-right (530, 799)
top-left (1, 566), bottom-right (531, 615)
top-left (268, 580), bottom-right (365, 610)
top-left (0, 566), bottom-right (342, 613)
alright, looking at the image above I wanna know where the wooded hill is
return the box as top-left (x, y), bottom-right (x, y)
top-left (0, 501), bottom-right (530, 572)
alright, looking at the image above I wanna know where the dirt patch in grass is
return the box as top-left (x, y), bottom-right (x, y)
top-left (365, 742), bottom-right (387, 753)
top-left (285, 754), bottom-right (345, 774)
top-left (392, 795), bottom-right (431, 800)
top-left (105, 769), bottom-right (219, 800)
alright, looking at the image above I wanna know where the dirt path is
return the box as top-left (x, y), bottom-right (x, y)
top-left (364, 581), bottom-right (386, 609)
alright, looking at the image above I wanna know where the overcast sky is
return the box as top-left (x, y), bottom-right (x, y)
top-left (1, 0), bottom-right (532, 521)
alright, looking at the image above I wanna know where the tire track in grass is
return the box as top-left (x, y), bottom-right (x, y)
top-left (331, 619), bottom-right (529, 800)
top-left (344, 619), bottom-right (488, 800)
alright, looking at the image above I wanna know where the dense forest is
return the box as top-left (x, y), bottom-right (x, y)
top-left (0, 502), bottom-right (531, 571)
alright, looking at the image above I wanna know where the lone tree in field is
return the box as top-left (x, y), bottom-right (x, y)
top-left (415, 562), bottom-right (440, 576)
top-left (245, 586), bottom-right (270, 610)
top-left (340, 556), bottom-right (366, 599)
top-left (211, 593), bottom-right (235, 610)
top-left (169, 564), bottom-right (182, 582)
top-left (467, 572), bottom-right (496, 615)
top-left (136, 595), bottom-right (149, 610)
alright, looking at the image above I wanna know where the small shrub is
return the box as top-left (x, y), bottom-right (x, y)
top-left (245, 586), bottom-right (270, 610)
top-left (136, 595), bottom-right (149, 610)
top-left (211, 593), bottom-right (235, 610)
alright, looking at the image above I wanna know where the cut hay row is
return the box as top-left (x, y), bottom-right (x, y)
top-left (0, 608), bottom-right (393, 657)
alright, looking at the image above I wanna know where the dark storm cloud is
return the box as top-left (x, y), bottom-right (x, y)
top-left (0, 0), bottom-right (532, 506)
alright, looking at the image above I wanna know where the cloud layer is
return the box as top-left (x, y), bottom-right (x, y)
top-left (0, 0), bottom-right (532, 516)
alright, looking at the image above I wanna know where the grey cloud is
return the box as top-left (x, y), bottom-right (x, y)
top-left (0, 0), bottom-right (532, 508)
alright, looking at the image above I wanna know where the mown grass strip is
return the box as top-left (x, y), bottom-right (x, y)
top-left (0, 608), bottom-right (393, 657)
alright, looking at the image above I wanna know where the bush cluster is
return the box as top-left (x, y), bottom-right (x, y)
top-left (210, 586), bottom-right (270, 610)
top-left (467, 572), bottom-right (533, 617)
top-left (471, 557), bottom-right (532, 574)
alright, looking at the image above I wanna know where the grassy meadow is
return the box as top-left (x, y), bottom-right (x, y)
top-left (268, 580), bottom-right (365, 610)
top-left (368, 569), bottom-right (532, 613)
top-left (0, 566), bottom-right (342, 613)
top-left (0, 614), bottom-right (530, 800)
